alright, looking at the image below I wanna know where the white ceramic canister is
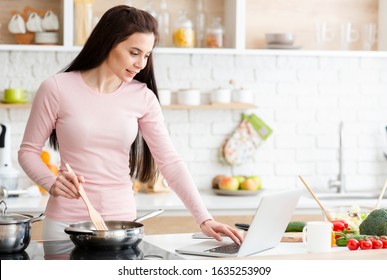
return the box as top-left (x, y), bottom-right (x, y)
top-left (177, 89), bottom-right (201, 105)
top-left (210, 88), bottom-right (231, 104)
top-left (232, 88), bottom-right (253, 103)
top-left (158, 89), bottom-right (172, 105)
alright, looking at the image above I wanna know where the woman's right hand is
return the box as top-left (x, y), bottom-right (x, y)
top-left (48, 170), bottom-right (84, 199)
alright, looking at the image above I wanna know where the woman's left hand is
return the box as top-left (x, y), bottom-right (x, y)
top-left (200, 219), bottom-right (244, 245)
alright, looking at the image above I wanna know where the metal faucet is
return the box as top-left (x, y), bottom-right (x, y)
top-left (328, 121), bottom-right (345, 193)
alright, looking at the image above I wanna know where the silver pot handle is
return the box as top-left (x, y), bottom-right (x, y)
top-left (0, 200), bottom-right (7, 216)
top-left (134, 209), bottom-right (164, 223)
top-left (30, 213), bottom-right (45, 223)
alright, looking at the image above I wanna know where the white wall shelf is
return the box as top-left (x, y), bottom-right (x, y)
top-left (1, 43), bottom-right (387, 58)
top-left (0, 0), bottom-right (384, 57)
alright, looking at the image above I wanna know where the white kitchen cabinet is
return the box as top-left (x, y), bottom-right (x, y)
top-left (1, 0), bottom-right (386, 57)
top-left (0, 0), bottom-right (239, 52)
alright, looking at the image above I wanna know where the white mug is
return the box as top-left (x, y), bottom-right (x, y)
top-left (8, 14), bottom-right (26, 34)
top-left (158, 89), bottom-right (172, 106)
top-left (302, 221), bottom-right (332, 253)
top-left (42, 10), bottom-right (59, 31)
top-left (26, 12), bottom-right (43, 32)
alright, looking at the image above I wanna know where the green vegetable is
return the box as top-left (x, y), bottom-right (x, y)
top-left (336, 234), bottom-right (373, 246)
top-left (359, 208), bottom-right (387, 236)
top-left (285, 221), bottom-right (306, 232)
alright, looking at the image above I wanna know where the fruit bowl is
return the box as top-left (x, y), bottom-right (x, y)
top-left (213, 189), bottom-right (263, 196)
top-left (324, 205), bottom-right (373, 234)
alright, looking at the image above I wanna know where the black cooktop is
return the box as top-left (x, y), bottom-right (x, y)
top-left (0, 239), bottom-right (183, 260)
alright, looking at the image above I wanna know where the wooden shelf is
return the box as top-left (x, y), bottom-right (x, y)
top-left (161, 103), bottom-right (256, 110)
top-left (0, 103), bottom-right (31, 109)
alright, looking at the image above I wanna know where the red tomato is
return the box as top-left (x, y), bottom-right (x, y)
top-left (346, 238), bottom-right (360, 250)
top-left (359, 239), bottom-right (373, 250)
top-left (332, 221), bottom-right (345, 232)
top-left (372, 239), bottom-right (383, 249)
top-left (334, 219), bottom-right (349, 229)
top-left (381, 239), bottom-right (387, 249)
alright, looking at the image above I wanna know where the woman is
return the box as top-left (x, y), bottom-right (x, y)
top-left (18, 5), bottom-right (243, 245)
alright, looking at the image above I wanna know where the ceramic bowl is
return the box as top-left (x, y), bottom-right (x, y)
top-left (265, 33), bottom-right (295, 45)
top-left (177, 89), bottom-right (201, 106)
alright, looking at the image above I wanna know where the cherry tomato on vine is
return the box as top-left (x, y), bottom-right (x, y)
top-left (380, 236), bottom-right (387, 249)
top-left (372, 239), bottom-right (383, 249)
top-left (359, 239), bottom-right (373, 250)
top-left (346, 238), bottom-right (360, 250)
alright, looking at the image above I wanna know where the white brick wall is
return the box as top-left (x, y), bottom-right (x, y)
top-left (1, 51), bottom-right (386, 193)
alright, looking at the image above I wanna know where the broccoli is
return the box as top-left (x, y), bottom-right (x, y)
top-left (359, 208), bottom-right (387, 236)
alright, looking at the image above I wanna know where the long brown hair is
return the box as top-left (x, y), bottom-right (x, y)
top-left (50, 5), bottom-right (160, 182)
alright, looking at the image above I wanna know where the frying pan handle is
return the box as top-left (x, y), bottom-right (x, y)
top-left (64, 227), bottom-right (94, 235)
top-left (134, 209), bottom-right (164, 223)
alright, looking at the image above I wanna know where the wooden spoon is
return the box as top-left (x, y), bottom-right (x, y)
top-left (298, 175), bottom-right (333, 222)
top-left (375, 179), bottom-right (387, 210)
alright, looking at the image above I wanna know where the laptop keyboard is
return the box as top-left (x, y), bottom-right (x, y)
top-left (206, 243), bottom-right (240, 254)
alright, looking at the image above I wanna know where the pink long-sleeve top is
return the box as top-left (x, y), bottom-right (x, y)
top-left (18, 71), bottom-right (212, 225)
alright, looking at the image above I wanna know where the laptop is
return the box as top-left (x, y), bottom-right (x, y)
top-left (175, 189), bottom-right (302, 258)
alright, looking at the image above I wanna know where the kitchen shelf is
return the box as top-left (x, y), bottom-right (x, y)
top-left (0, 0), bottom-right (384, 54)
top-left (161, 103), bottom-right (256, 110)
top-left (0, 103), bottom-right (31, 109)
top-left (1, 44), bottom-right (387, 58)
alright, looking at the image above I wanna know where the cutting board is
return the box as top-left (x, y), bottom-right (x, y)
top-left (281, 232), bottom-right (303, 242)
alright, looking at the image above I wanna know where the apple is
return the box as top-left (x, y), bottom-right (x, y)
top-left (212, 175), bottom-right (227, 189)
top-left (240, 178), bottom-right (259, 191)
top-left (219, 176), bottom-right (239, 191)
top-left (249, 175), bottom-right (262, 190)
top-left (232, 176), bottom-right (246, 186)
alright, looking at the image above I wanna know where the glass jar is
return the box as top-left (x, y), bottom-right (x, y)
top-left (172, 10), bottom-right (194, 48)
top-left (195, 0), bottom-right (206, 47)
top-left (158, 0), bottom-right (170, 47)
top-left (205, 17), bottom-right (224, 48)
top-left (74, 0), bottom-right (95, 46)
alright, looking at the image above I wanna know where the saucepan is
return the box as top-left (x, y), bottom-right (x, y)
top-left (64, 209), bottom-right (164, 250)
top-left (0, 200), bottom-right (45, 254)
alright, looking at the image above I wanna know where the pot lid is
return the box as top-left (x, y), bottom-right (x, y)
top-left (0, 200), bottom-right (32, 224)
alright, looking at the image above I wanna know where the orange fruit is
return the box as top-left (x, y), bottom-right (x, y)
top-left (40, 150), bottom-right (51, 164)
top-left (48, 164), bottom-right (59, 176)
top-left (38, 185), bottom-right (47, 194)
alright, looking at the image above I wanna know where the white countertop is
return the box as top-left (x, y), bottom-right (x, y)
top-left (2, 188), bottom-right (386, 216)
top-left (144, 233), bottom-right (387, 260)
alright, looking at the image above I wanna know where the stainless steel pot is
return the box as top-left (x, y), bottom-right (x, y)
top-left (64, 209), bottom-right (164, 250)
top-left (0, 200), bottom-right (45, 254)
